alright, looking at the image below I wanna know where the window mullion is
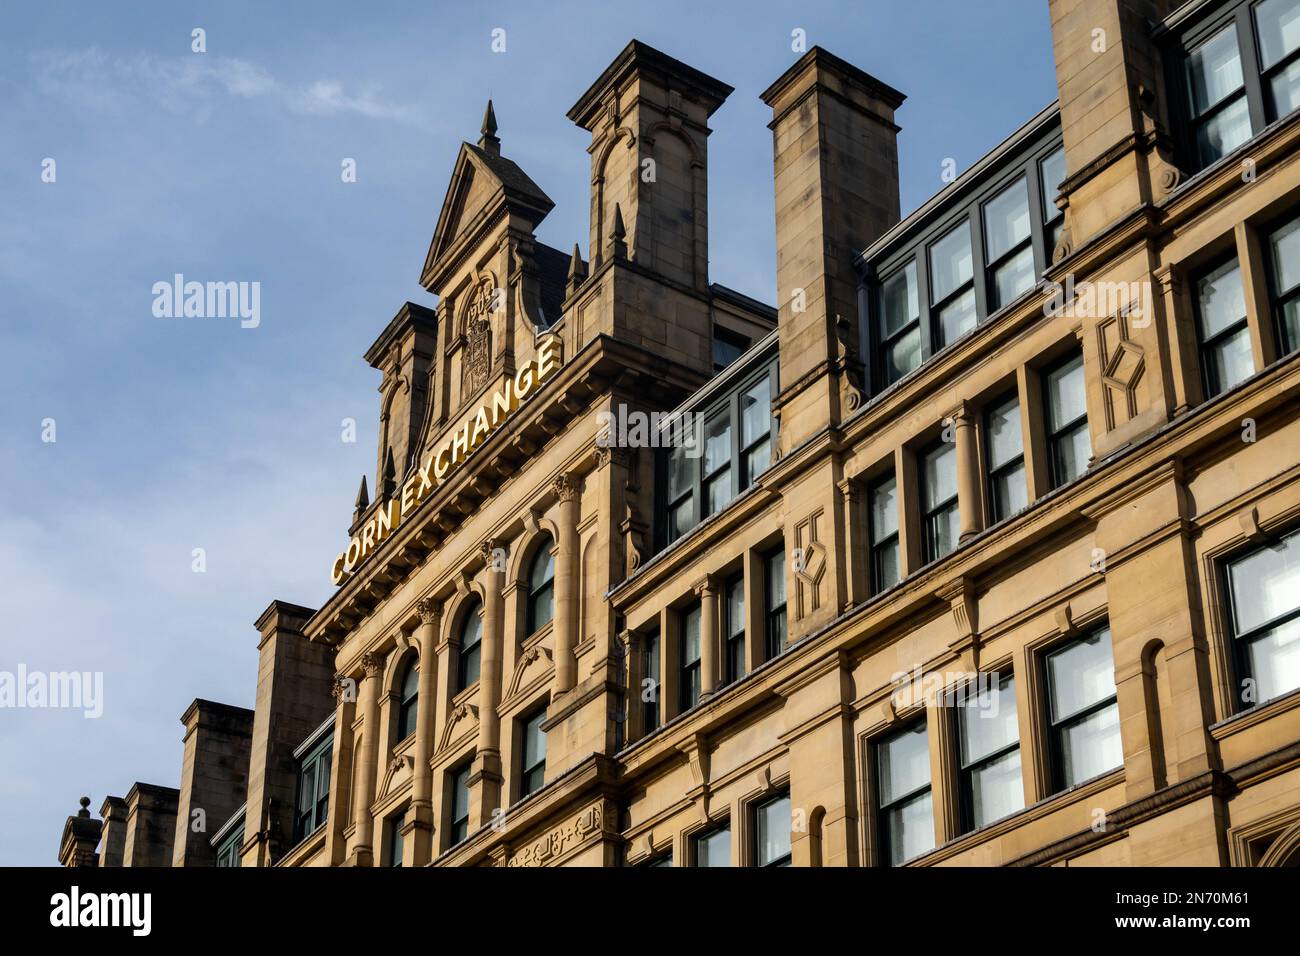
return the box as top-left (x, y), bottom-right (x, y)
top-left (1240, 5), bottom-right (1268, 132)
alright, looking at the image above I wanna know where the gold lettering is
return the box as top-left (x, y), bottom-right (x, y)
top-left (537, 336), bottom-right (560, 381)
top-left (471, 405), bottom-right (490, 447)
top-left (416, 455), bottom-right (434, 498)
top-left (331, 553), bottom-right (349, 585)
top-left (514, 360), bottom-right (536, 400)
top-left (375, 498), bottom-right (400, 540)
top-left (434, 442), bottom-right (453, 480)
top-left (361, 518), bottom-right (377, 556)
top-left (345, 536), bottom-right (362, 570)
top-left (401, 476), bottom-right (418, 519)
top-left (490, 378), bottom-right (515, 427)
top-left (452, 421), bottom-right (470, 463)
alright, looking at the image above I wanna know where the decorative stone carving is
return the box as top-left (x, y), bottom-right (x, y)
top-left (415, 597), bottom-right (441, 627)
top-left (1097, 308), bottom-right (1147, 430)
top-left (554, 472), bottom-right (579, 502)
top-left (506, 803), bottom-right (606, 867)
top-left (361, 653), bottom-right (383, 678)
top-left (793, 510), bottom-right (828, 619)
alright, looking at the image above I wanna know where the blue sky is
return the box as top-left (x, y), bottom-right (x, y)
top-left (0, 0), bottom-right (1056, 865)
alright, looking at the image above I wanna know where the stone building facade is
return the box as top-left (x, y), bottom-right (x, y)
top-left (60, 0), bottom-right (1300, 868)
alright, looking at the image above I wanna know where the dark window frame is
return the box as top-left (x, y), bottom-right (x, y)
top-left (397, 654), bottom-right (419, 743)
top-left (867, 472), bottom-right (901, 595)
top-left (1263, 209), bottom-right (1300, 355)
top-left (1042, 351), bottom-right (1090, 490)
top-left (448, 760), bottom-right (472, 847)
top-left (692, 820), bottom-right (732, 867)
top-left (1043, 625), bottom-right (1122, 794)
top-left (525, 537), bottom-right (556, 636)
top-left (723, 575), bottom-right (746, 685)
top-left (1222, 526), bottom-right (1300, 711)
top-left (659, 358), bottom-right (779, 548)
top-left (1164, 0), bottom-right (1300, 174)
top-left (387, 807), bottom-right (407, 867)
top-left (214, 817), bottom-right (244, 867)
top-left (864, 127), bottom-right (1063, 397)
top-left (983, 391), bottom-right (1027, 524)
top-left (679, 601), bottom-right (702, 712)
top-left (764, 548), bottom-right (787, 661)
top-left (981, 175), bottom-right (1037, 313)
top-left (953, 672), bottom-right (1021, 834)
top-left (519, 704), bottom-right (548, 798)
top-left (456, 599), bottom-right (483, 693)
top-left (642, 627), bottom-right (661, 735)
top-left (293, 732), bottom-right (333, 842)
top-left (712, 325), bottom-right (751, 373)
top-left (874, 718), bottom-right (932, 868)
top-left (920, 439), bottom-right (959, 564)
top-left (1192, 253), bottom-right (1252, 399)
top-left (753, 790), bottom-right (793, 867)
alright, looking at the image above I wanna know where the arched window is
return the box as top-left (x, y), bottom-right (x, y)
top-left (457, 600), bottom-right (482, 692)
top-left (526, 538), bottom-right (555, 634)
top-left (397, 656), bottom-right (419, 741)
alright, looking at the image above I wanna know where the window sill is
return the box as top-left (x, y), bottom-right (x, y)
top-left (1209, 684), bottom-right (1300, 740)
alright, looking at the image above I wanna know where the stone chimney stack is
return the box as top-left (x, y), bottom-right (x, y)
top-left (57, 797), bottom-right (102, 867)
top-left (761, 47), bottom-right (904, 448)
top-left (364, 302), bottom-right (438, 488)
top-left (172, 699), bottom-right (254, 866)
top-left (568, 41), bottom-right (732, 292)
top-left (121, 783), bottom-right (179, 866)
top-left (98, 795), bottom-right (127, 867)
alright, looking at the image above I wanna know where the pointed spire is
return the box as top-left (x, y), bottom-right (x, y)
top-left (478, 99), bottom-right (500, 155)
top-left (382, 447), bottom-right (397, 498)
top-left (352, 475), bottom-right (370, 524)
top-left (610, 203), bottom-right (627, 260)
top-left (566, 242), bottom-right (587, 296)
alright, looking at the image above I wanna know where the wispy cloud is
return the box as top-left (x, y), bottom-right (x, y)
top-left (31, 47), bottom-right (418, 123)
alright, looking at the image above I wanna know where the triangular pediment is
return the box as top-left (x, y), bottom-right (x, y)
top-left (420, 142), bottom-right (555, 291)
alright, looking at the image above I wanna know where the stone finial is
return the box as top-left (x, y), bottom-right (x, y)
top-left (353, 475), bottom-right (370, 522)
top-left (382, 447), bottom-right (397, 498)
top-left (566, 242), bottom-right (587, 295)
top-left (77, 796), bottom-right (91, 818)
top-left (479, 99), bottom-right (500, 154)
top-left (610, 203), bottom-right (628, 261)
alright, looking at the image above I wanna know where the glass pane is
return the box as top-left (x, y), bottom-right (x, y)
top-left (1186, 25), bottom-right (1244, 115)
top-left (1040, 147), bottom-right (1066, 223)
top-left (883, 325), bottom-right (922, 385)
top-left (744, 442), bottom-right (771, 485)
top-left (885, 791), bottom-right (934, 866)
top-left (1197, 259), bottom-right (1246, 340)
top-left (1047, 630), bottom-right (1117, 722)
top-left (1270, 216), bottom-right (1300, 297)
top-left (1045, 355), bottom-right (1086, 431)
top-left (712, 333), bottom-right (746, 371)
top-left (1269, 58), bottom-right (1300, 117)
top-left (922, 442), bottom-right (957, 511)
top-left (1196, 95), bottom-right (1252, 166)
top-left (1281, 297), bottom-right (1300, 354)
top-left (983, 178), bottom-right (1031, 261)
top-left (530, 547), bottom-right (554, 591)
top-left (991, 461), bottom-right (1028, 520)
top-left (929, 222), bottom-right (973, 302)
top-left (668, 445), bottom-right (693, 500)
top-left (880, 262), bottom-right (919, 338)
top-left (1257, 0), bottom-right (1300, 69)
top-left (682, 605), bottom-right (701, 664)
top-left (767, 550), bottom-right (785, 608)
top-left (991, 246), bottom-right (1035, 309)
top-left (524, 709), bottom-right (547, 766)
top-left (459, 643), bottom-right (480, 688)
top-left (741, 376), bottom-right (771, 445)
top-left (1229, 530), bottom-right (1300, 634)
top-left (696, 827), bottom-right (730, 867)
top-left (703, 415), bottom-right (731, 478)
top-left (937, 287), bottom-right (978, 346)
top-left (878, 722), bottom-right (930, 804)
top-left (986, 397), bottom-right (1022, 470)
top-left (969, 749), bottom-right (1024, 829)
top-left (927, 503), bottom-right (960, 560)
top-left (870, 476), bottom-right (898, 544)
top-left (529, 583), bottom-right (554, 633)
top-left (1060, 702), bottom-right (1123, 787)
top-left (461, 605), bottom-right (482, 651)
top-left (1244, 617), bottom-right (1300, 704)
top-left (1206, 327), bottom-right (1256, 395)
top-left (874, 538), bottom-right (901, 592)
top-left (757, 795), bottom-right (792, 866)
top-left (453, 768), bottom-right (470, 820)
top-left (317, 750), bottom-right (331, 806)
top-left (705, 469), bottom-right (733, 514)
top-left (298, 764), bottom-right (314, 818)
top-left (1051, 422), bottom-right (1091, 486)
top-left (669, 499), bottom-right (693, 541)
top-left (958, 676), bottom-right (1018, 766)
top-left (726, 578), bottom-right (744, 638)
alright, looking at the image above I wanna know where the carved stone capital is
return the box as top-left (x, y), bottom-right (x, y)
top-left (361, 652), bottom-right (384, 678)
top-left (554, 472), bottom-right (579, 503)
top-left (415, 597), bottom-right (441, 628)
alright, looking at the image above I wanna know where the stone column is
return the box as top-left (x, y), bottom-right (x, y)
top-left (949, 402), bottom-right (982, 543)
top-left (349, 652), bottom-right (383, 866)
top-left (408, 598), bottom-right (441, 866)
top-left (696, 575), bottom-right (718, 699)
top-left (470, 542), bottom-right (505, 829)
top-left (553, 473), bottom-right (580, 694)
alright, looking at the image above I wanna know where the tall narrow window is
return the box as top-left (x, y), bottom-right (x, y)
top-left (294, 733), bottom-right (332, 841)
top-left (868, 474), bottom-right (900, 594)
top-left (520, 706), bottom-right (548, 797)
top-left (456, 601), bottom-right (482, 693)
top-left (724, 576), bottom-right (745, 684)
top-left (397, 656), bottom-right (419, 742)
top-left (1040, 146), bottom-right (1067, 253)
top-left (740, 375), bottom-right (773, 484)
top-left (1185, 24), bottom-right (1251, 169)
top-left (680, 603), bottom-right (702, 711)
top-left (694, 823), bottom-right (731, 867)
top-left (921, 440), bottom-right (959, 563)
top-left (1256, 0), bottom-right (1300, 121)
top-left (983, 177), bottom-right (1034, 310)
top-left (754, 791), bottom-right (792, 867)
top-left (765, 549), bottom-right (787, 660)
top-left (642, 628), bottom-right (661, 734)
top-left (1043, 353), bottom-right (1090, 489)
top-left (1196, 258), bottom-right (1253, 398)
top-left (1225, 527), bottom-right (1300, 708)
top-left (956, 674), bottom-right (1023, 832)
top-left (702, 412), bottom-right (733, 517)
top-left (526, 538), bottom-right (555, 634)
top-left (984, 394), bottom-right (1027, 523)
top-left (1045, 627), bottom-right (1122, 791)
top-left (879, 262), bottom-right (921, 386)
top-left (1267, 214), bottom-right (1300, 355)
top-left (930, 221), bottom-right (977, 348)
top-left (214, 823), bottom-right (243, 868)
top-left (387, 809), bottom-right (406, 867)
top-left (876, 721), bottom-right (934, 866)
top-left (667, 444), bottom-right (694, 544)
top-left (449, 762), bottom-right (471, 846)
top-left (713, 327), bottom-right (749, 372)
